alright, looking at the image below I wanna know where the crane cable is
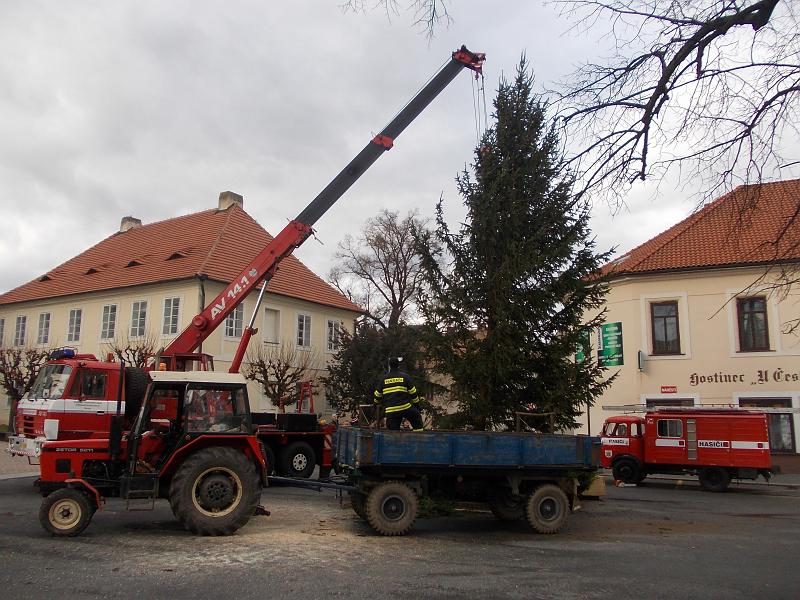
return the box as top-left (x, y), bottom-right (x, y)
top-left (471, 70), bottom-right (488, 146)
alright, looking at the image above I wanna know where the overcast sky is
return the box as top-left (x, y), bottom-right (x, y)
top-left (0, 1), bottom-right (719, 294)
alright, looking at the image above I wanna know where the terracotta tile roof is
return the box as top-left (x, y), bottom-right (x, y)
top-left (0, 204), bottom-right (362, 313)
top-left (604, 179), bottom-right (800, 277)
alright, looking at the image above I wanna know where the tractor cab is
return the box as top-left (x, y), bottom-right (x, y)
top-left (126, 372), bottom-right (254, 473)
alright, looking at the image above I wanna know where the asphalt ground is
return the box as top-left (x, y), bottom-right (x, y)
top-left (1, 473), bottom-right (798, 600)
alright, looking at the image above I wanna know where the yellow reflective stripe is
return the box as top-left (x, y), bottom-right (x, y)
top-left (384, 403), bottom-right (412, 413)
top-left (374, 390), bottom-right (382, 398)
top-left (408, 387), bottom-right (417, 395)
top-left (384, 377), bottom-right (404, 384)
top-left (382, 386), bottom-right (408, 394)
top-left (412, 428), bottom-right (424, 432)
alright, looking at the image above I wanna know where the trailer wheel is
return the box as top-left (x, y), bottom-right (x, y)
top-left (350, 491), bottom-right (368, 520)
top-left (169, 446), bottom-right (260, 536)
top-left (612, 458), bottom-right (641, 484)
top-left (364, 481), bottom-right (418, 536)
top-left (487, 486), bottom-right (524, 521)
top-left (39, 488), bottom-right (94, 537)
top-left (279, 441), bottom-right (316, 478)
top-left (525, 484), bottom-right (568, 534)
top-left (698, 467), bottom-right (730, 492)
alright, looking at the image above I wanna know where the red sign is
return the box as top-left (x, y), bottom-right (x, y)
top-left (660, 385), bottom-right (678, 394)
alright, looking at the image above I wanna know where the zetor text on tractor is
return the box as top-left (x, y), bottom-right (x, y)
top-left (34, 45), bottom-right (486, 536)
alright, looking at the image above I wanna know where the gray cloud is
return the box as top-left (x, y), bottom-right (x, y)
top-left (1, 1), bottom-right (696, 294)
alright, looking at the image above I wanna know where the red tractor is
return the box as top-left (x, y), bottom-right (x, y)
top-left (39, 372), bottom-right (266, 536)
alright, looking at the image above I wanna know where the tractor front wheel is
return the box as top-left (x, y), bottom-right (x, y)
top-left (39, 488), bottom-right (95, 537)
top-left (169, 446), bottom-right (261, 536)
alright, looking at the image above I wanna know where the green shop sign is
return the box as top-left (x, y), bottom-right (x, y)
top-left (598, 322), bottom-right (623, 367)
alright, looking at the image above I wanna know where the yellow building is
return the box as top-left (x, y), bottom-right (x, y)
top-left (0, 192), bottom-right (361, 424)
top-left (578, 180), bottom-right (800, 473)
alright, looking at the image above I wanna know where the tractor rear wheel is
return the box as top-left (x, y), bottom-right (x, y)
top-left (486, 486), bottom-right (524, 521)
top-left (169, 446), bottom-right (261, 536)
top-left (525, 484), bottom-right (569, 534)
top-left (124, 367), bottom-right (149, 421)
top-left (364, 481), bottom-right (418, 536)
top-left (39, 488), bottom-right (94, 537)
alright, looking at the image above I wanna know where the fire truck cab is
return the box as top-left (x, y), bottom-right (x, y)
top-left (601, 409), bottom-right (773, 492)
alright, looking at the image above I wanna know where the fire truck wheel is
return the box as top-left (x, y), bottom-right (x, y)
top-left (350, 491), bottom-right (368, 520)
top-left (124, 367), bottom-right (149, 421)
top-left (525, 484), bottom-right (568, 534)
top-left (612, 458), bottom-right (641, 484)
top-left (39, 488), bottom-right (94, 537)
top-left (486, 486), bottom-right (525, 521)
top-left (365, 481), bottom-right (418, 536)
top-left (169, 446), bottom-right (261, 536)
top-left (698, 467), bottom-right (731, 492)
top-left (279, 441), bottom-right (316, 478)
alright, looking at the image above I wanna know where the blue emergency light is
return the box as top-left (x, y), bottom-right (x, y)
top-left (49, 348), bottom-right (76, 360)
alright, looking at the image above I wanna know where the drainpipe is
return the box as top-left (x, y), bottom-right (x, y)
top-left (197, 273), bottom-right (207, 354)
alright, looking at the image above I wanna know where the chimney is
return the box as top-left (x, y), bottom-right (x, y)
top-left (119, 216), bottom-right (142, 232)
top-left (218, 191), bottom-right (244, 211)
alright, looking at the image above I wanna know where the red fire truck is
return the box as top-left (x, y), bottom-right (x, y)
top-left (601, 408), bottom-right (773, 492)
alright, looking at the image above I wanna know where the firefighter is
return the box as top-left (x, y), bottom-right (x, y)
top-left (373, 356), bottom-right (424, 431)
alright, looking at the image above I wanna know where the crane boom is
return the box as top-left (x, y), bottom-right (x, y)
top-left (161, 46), bottom-right (485, 371)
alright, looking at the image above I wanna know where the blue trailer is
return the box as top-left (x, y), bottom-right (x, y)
top-left (333, 427), bottom-right (600, 536)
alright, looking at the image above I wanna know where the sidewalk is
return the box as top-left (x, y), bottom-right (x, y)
top-left (0, 448), bottom-right (39, 480)
top-left (600, 469), bottom-right (800, 488)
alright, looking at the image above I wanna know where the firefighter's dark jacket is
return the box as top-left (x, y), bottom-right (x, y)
top-left (373, 369), bottom-right (419, 414)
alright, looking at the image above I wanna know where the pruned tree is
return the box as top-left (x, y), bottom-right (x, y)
top-left (415, 58), bottom-right (614, 431)
top-left (552, 0), bottom-right (798, 206)
top-left (244, 342), bottom-right (322, 411)
top-left (0, 347), bottom-right (51, 428)
top-left (329, 210), bottom-right (436, 329)
top-left (102, 332), bottom-right (158, 368)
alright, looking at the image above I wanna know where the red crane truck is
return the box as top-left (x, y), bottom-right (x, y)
top-left (9, 47), bottom-right (486, 483)
top-left (600, 407), bottom-right (774, 492)
top-left (31, 46), bottom-right (487, 536)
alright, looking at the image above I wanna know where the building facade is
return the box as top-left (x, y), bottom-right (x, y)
top-left (0, 192), bottom-right (361, 425)
top-left (578, 180), bottom-right (800, 473)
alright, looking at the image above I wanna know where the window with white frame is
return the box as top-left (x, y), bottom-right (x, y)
top-left (264, 308), bottom-right (280, 344)
top-left (67, 308), bottom-right (82, 342)
top-left (225, 305), bottom-right (244, 338)
top-left (101, 304), bottom-right (117, 340)
top-left (162, 297), bottom-right (180, 335)
top-left (740, 398), bottom-right (795, 453)
top-left (296, 314), bottom-right (311, 347)
top-left (0, 318), bottom-right (5, 346)
top-left (130, 301), bottom-right (147, 338)
top-left (326, 319), bottom-right (344, 352)
top-left (14, 315), bottom-right (27, 346)
top-left (37, 313), bottom-right (50, 345)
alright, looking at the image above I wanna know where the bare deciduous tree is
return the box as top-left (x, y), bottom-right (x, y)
top-left (341, 0), bottom-right (452, 37)
top-left (0, 347), bottom-right (51, 427)
top-left (244, 342), bottom-right (322, 411)
top-left (102, 333), bottom-right (158, 368)
top-left (552, 0), bottom-right (798, 206)
top-left (329, 210), bottom-right (435, 329)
